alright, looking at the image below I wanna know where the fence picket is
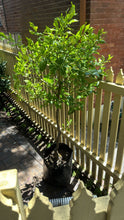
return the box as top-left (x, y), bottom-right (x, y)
top-left (61, 103), bottom-right (66, 131)
top-left (107, 95), bottom-right (121, 167)
top-left (76, 148), bottom-right (80, 165)
top-left (92, 88), bottom-right (102, 180)
top-left (80, 150), bottom-right (85, 170)
top-left (81, 98), bottom-right (87, 146)
top-left (1, 47), bottom-right (124, 192)
top-left (86, 93), bottom-right (94, 174)
top-left (98, 91), bottom-right (112, 186)
top-left (76, 110), bottom-right (81, 143)
top-left (87, 93), bottom-right (94, 150)
top-left (114, 106), bottom-right (124, 175)
top-left (116, 69), bottom-right (124, 85)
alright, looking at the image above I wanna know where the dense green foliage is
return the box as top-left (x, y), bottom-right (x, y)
top-left (0, 3), bottom-right (112, 148)
top-left (13, 3), bottom-right (111, 114)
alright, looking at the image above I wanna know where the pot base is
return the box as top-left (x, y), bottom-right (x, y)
top-left (43, 143), bottom-right (73, 186)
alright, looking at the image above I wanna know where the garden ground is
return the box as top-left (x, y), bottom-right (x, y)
top-left (0, 110), bottom-right (75, 205)
top-left (0, 110), bottom-right (44, 189)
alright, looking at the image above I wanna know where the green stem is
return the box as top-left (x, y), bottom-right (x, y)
top-left (55, 71), bottom-right (61, 151)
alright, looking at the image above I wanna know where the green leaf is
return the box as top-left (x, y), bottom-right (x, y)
top-left (72, 171), bottom-right (76, 177)
top-left (0, 32), bottom-right (7, 39)
top-left (29, 22), bottom-right (38, 32)
top-left (43, 77), bottom-right (54, 85)
top-left (77, 95), bottom-right (82, 99)
top-left (47, 143), bottom-right (51, 148)
top-left (68, 19), bottom-right (78, 25)
top-left (37, 134), bottom-right (42, 140)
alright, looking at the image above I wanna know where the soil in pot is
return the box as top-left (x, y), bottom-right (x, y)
top-left (43, 143), bottom-right (73, 187)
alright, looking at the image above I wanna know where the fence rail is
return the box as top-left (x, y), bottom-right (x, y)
top-left (0, 33), bottom-right (21, 53)
top-left (0, 48), bottom-right (124, 193)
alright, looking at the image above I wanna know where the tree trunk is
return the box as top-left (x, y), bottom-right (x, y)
top-left (55, 108), bottom-right (61, 151)
top-left (55, 71), bottom-right (62, 151)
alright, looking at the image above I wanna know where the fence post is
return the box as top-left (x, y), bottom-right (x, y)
top-left (70, 181), bottom-right (109, 220)
top-left (0, 169), bottom-right (26, 220)
top-left (26, 188), bottom-right (54, 220)
top-left (107, 174), bottom-right (124, 220)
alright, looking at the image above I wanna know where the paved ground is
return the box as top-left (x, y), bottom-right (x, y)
top-left (0, 111), bottom-right (44, 189)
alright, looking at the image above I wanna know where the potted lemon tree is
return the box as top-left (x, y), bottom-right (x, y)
top-left (0, 3), bottom-right (112, 186)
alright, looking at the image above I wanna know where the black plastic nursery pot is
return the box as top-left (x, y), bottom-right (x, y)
top-left (43, 143), bottom-right (73, 187)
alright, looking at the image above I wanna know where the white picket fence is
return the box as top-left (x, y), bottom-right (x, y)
top-left (0, 169), bottom-right (124, 220)
top-left (0, 43), bottom-right (124, 219)
top-left (1, 47), bottom-right (124, 193)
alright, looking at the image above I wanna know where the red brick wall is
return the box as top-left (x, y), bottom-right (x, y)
top-left (21, 0), bottom-right (80, 40)
top-left (86, 0), bottom-right (124, 77)
top-left (1, 0), bottom-right (80, 42)
top-left (0, 0), bottom-right (22, 33)
top-left (0, 0), bottom-right (124, 76)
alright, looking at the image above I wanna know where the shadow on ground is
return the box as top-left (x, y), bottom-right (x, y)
top-left (0, 111), bottom-right (44, 188)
